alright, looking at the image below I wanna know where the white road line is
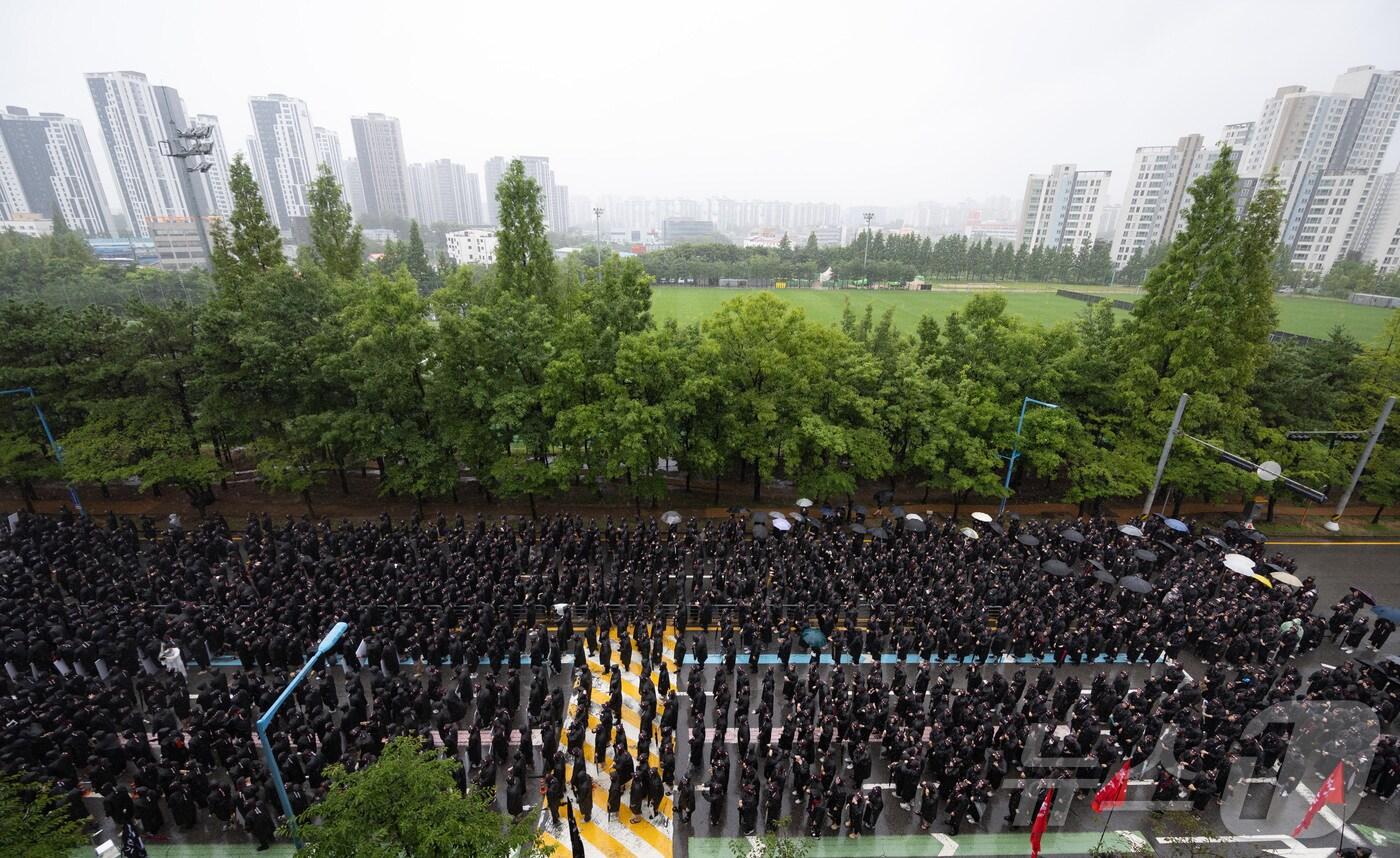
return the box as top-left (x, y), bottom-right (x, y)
top-left (932, 832), bottom-right (959, 854)
top-left (1294, 781), bottom-right (1363, 845)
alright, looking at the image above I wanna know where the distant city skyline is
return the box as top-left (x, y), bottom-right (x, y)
top-left (4, 1), bottom-right (1397, 211)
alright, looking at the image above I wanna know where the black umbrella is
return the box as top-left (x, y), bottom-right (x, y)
top-left (1119, 575), bottom-right (1153, 594)
top-left (850, 523), bottom-right (867, 535)
top-left (1041, 559), bottom-right (1072, 577)
top-left (1085, 557), bottom-right (1107, 571)
top-left (891, 505), bottom-right (905, 518)
top-left (1350, 586), bottom-right (1377, 606)
top-left (1153, 540), bottom-right (1180, 557)
top-left (1224, 519), bottom-right (1241, 530)
top-left (875, 489), bottom-right (895, 505)
top-left (904, 518), bottom-right (927, 532)
top-left (1092, 568), bottom-right (1117, 585)
top-left (751, 511), bottom-right (768, 525)
top-left (1061, 528), bottom-right (1085, 544)
top-left (853, 504), bottom-right (868, 518)
top-left (869, 527), bottom-right (889, 540)
top-left (988, 521), bottom-right (1006, 536)
top-left (752, 524), bottom-right (768, 540)
top-left (1133, 548), bottom-right (1158, 564)
top-left (1016, 533), bottom-right (1040, 547)
top-left (1243, 530), bottom-right (1267, 544)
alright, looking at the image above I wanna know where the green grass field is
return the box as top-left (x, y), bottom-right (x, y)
top-left (650, 285), bottom-right (1393, 343)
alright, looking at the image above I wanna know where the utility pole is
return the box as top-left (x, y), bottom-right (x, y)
top-left (1142, 393), bottom-right (1189, 516)
top-left (1325, 395), bottom-right (1395, 532)
top-left (592, 207), bottom-right (604, 267)
top-left (0, 386), bottom-right (83, 513)
top-left (862, 211), bottom-right (875, 279)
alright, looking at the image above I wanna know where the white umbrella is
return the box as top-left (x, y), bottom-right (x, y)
top-left (1118, 524), bottom-right (1145, 538)
top-left (905, 512), bottom-right (924, 522)
top-left (1271, 571), bottom-right (1304, 588)
top-left (971, 511), bottom-right (993, 523)
top-left (661, 510), bottom-right (682, 526)
top-left (1222, 553), bottom-right (1257, 575)
top-left (960, 527), bottom-right (980, 540)
top-left (772, 517), bottom-right (792, 531)
top-left (769, 510), bottom-right (787, 520)
top-left (796, 498), bottom-right (814, 508)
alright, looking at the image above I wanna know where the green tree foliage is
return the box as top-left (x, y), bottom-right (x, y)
top-left (305, 163), bottom-right (363, 279)
top-left (493, 159), bottom-right (555, 300)
top-left (292, 736), bottom-right (542, 858)
top-left (1118, 147), bottom-right (1281, 507)
top-left (403, 220), bottom-right (440, 294)
top-left (0, 773), bottom-right (88, 858)
top-left (211, 154), bottom-right (284, 291)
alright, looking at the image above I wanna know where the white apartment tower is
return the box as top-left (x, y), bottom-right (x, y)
top-left (1284, 66), bottom-right (1400, 271)
top-left (85, 71), bottom-right (196, 238)
top-left (350, 113), bottom-right (410, 222)
top-left (342, 156), bottom-right (367, 218)
top-left (1017, 164), bottom-right (1111, 253)
top-left (0, 106), bottom-right (111, 236)
top-left (313, 127), bottom-right (350, 204)
top-left (1111, 135), bottom-right (1204, 266)
top-left (418, 159), bottom-right (483, 226)
top-left (483, 156), bottom-right (506, 225)
top-left (248, 94), bottom-right (320, 243)
top-left (191, 114), bottom-right (233, 218)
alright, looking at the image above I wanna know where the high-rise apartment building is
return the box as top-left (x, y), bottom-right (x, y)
top-left (1219, 122), bottom-right (1255, 153)
top-left (0, 106), bottom-right (111, 236)
top-left (191, 114), bottom-right (233, 218)
top-left (350, 113), bottom-right (410, 222)
top-left (343, 155), bottom-right (367, 217)
top-left (1111, 135), bottom-right (1204, 266)
top-left (248, 94), bottom-right (319, 243)
top-left (1361, 168), bottom-right (1400, 274)
top-left (411, 159), bottom-right (483, 226)
top-left (1017, 164), bottom-right (1111, 252)
top-left (313, 127), bottom-right (349, 205)
top-left (85, 71), bottom-right (201, 240)
top-left (1275, 66), bottom-right (1400, 272)
top-left (483, 156), bottom-right (506, 225)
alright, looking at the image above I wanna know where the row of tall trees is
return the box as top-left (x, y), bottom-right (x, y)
top-left (3, 152), bottom-right (1399, 519)
top-left (638, 231), bottom-right (1126, 287)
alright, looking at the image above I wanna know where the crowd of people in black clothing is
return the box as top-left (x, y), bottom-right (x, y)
top-left (1, 505), bottom-right (1397, 854)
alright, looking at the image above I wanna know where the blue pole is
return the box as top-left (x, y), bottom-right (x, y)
top-left (256, 621), bottom-right (348, 849)
top-left (0, 387), bottom-right (83, 513)
top-left (998, 397), bottom-right (1059, 516)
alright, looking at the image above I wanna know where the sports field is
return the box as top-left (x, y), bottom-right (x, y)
top-left (650, 284), bottom-right (1394, 343)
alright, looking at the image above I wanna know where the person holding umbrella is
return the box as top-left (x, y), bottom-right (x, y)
top-left (1368, 607), bottom-right (1398, 651)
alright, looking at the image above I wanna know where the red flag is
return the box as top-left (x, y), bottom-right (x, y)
top-left (1292, 761), bottom-right (1345, 837)
top-left (1030, 786), bottom-right (1055, 858)
top-left (1092, 761), bottom-right (1131, 813)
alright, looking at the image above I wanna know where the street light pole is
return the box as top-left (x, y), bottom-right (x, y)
top-left (0, 386), bottom-right (83, 513)
top-left (592, 207), bottom-right (604, 267)
top-left (1325, 394), bottom-right (1395, 532)
top-left (1142, 393), bottom-right (1189, 517)
top-left (999, 397), bottom-right (1060, 515)
top-left (256, 621), bottom-right (349, 848)
top-left (862, 212), bottom-right (875, 279)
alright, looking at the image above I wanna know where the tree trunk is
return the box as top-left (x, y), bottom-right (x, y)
top-left (685, 471), bottom-right (692, 493)
top-left (415, 493), bottom-right (425, 518)
top-left (376, 458), bottom-right (387, 482)
top-left (752, 460), bottom-right (761, 502)
top-left (921, 485), bottom-right (930, 503)
top-left (301, 489), bottom-right (316, 519)
top-left (338, 467), bottom-right (350, 495)
top-left (1170, 492), bottom-right (1183, 519)
top-left (1266, 493), bottom-right (1277, 523)
top-left (528, 492), bottom-right (538, 519)
top-left (714, 474), bottom-right (721, 505)
top-left (952, 490), bottom-right (965, 519)
top-left (152, 483), bottom-right (162, 498)
top-left (20, 480), bottom-right (35, 514)
top-left (99, 482), bottom-right (110, 499)
top-left (1372, 505), bottom-right (1385, 524)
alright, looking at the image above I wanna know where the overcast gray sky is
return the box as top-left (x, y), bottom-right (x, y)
top-left (4, 0), bottom-right (1399, 208)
